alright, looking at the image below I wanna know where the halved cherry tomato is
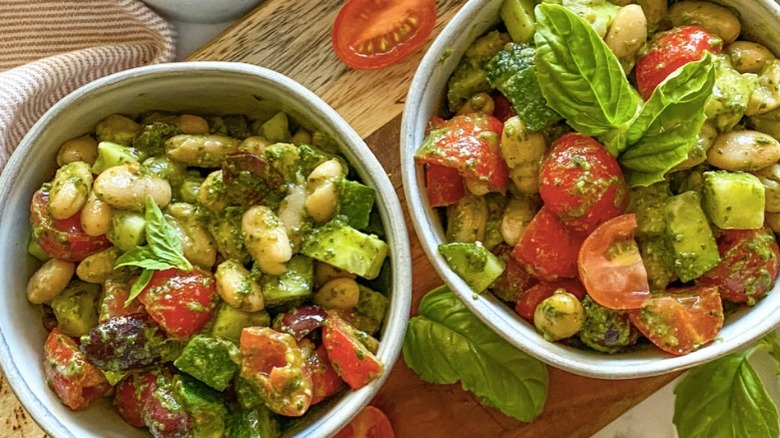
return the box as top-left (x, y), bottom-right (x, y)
top-left (491, 245), bottom-right (538, 302)
top-left (322, 311), bottom-right (384, 390)
top-left (30, 189), bottom-right (111, 262)
top-left (578, 214), bottom-right (651, 310)
top-left (43, 328), bottom-right (111, 410)
top-left (698, 228), bottom-right (780, 304)
top-left (514, 278), bottom-right (586, 322)
top-left (334, 405), bottom-right (395, 438)
top-left (512, 206), bottom-right (585, 281)
top-left (424, 163), bottom-right (465, 207)
top-left (415, 113), bottom-right (509, 193)
top-left (138, 268), bottom-right (216, 340)
top-left (113, 374), bottom-right (146, 428)
top-left (98, 274), bottom-right (145, 323)
top-left (308, 343), bottom-right (346, 405)
top-left (635, 25), bottom-right (722, 100)
top-left (240, 326), bottom-right (313, 417)
top-left (539, 133), bottom-right (629, 235)
top-left (629, 285), bottom-right (724, 356)
top-left (332, 0), bottom-right (436, 70)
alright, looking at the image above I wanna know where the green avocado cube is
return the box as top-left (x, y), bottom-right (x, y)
top-left (300, 220), bottom-right (388, 279)
top-left (259, 255), bottom-right (314, 308)
top-left (211, 303), bottom-right (270, 343)
top-left (438, 242), bottom-right (505, 293)
top-left (172, 374), bottom-right (227, 438)
top-left (173, 335), bottom-right (240, 391)
top-left (337, 179), bottom-right (375, 230)
top-left (50, 280), bottom-right (101, 337)
top-left (703, 170), bottom-right (765, 230)
top-left (664, 191), bottom-right (720, 282)
top-left (225, 404), bottom-right (280, 438)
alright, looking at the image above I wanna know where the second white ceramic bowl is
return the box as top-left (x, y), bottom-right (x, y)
top-left (401, 0), bottom-right (780, 379)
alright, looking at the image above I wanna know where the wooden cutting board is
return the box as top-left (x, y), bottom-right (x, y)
top-left (0, 0), bottom-right (679, 436)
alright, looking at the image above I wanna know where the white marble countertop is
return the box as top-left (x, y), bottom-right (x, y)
top-left (166, 11), bottom-right (780, 438)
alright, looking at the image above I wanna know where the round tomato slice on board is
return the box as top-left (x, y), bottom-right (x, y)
top-left (30, 189), bottom-right (111, 261)
top-left (578, 214), bottom-right (651, 310)
top-left (538, 133), bottom-right (629, 235)
top-left (334, 405), bottom-right (395, 438)
top-left (698, 228), bottom-right (780, 304)
top-left (512, 206), bottom-right (585, 281)
top-left (635, 25), bottom-right (722, 100)
top-left (332, 0), bottom-right (437, 70)
top-left (629, 285), bottom-right (724, 356)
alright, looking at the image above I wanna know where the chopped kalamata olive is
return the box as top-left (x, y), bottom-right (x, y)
top-left (222, 151), bottom-right (284, 204)
top-left (273, 305), bottom-right (328, 340)
top-left (80, 314), bottom-right (173, 372)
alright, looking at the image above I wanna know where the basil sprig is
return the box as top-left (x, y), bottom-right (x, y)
top-left (534, 4), bottom-right (715, 187)
top-left (115, 196), bottom-right (193, 305)
top-left (403, 286), bottom-right (548, 422)
top-left (673, 333), bottom-right (780, 438)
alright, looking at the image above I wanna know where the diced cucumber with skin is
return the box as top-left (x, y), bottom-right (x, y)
top-left (107, 211), bottom-right (146, 251)
top-left (259, 255), bottom-right (314, 308)
top-left (501, 0), bottom-right (537, 43)
top-left (259, 112), bottom-right (291, 143)
top-left (703, 171), bottom-right (765, 229)
top-left (211, 302), bottom-right (270, 342)
top-left (439, 242), bottom-right (506, 293)
top-left (337, 178), bottom-right (375, 230)
top-left (300, 220), bottom-right (388, 280)
top-left (173, 335), bottom-right (240, 391)
top-left (664, 191), bottom-right (721, 282)
top-left (91, 141), bottom-right (141, 174)
top-left (50, 280), bottom-right (101, 337)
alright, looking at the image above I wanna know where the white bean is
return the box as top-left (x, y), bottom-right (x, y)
top-left (766, 212), bottom-right (780, 233)
top-left (636, 0), bottom-right (667, 31)
top-left (76, 248), bottom-right (119, 284)
top-left (669, 1), bottom-right (741, 44)
top-left (314, 277), bottom-right (360, 309)
top-left (48, 161), bottom-right (93, 220)
top-left (174, 114), bottom-right (210, 135)
top-left (457, 92), bottom-right (495, 116)
top-left (501, 116), bottom-right (546, 194)
top-left (242, 205), bottom-right (292, 275)
top-left (198, 170), bottom-right (228, 213)
top-left (605, 5), bottom-right (647, 71)
top-left (305, 158), bottom-right (344, 223)
top-left (239, 136), bottom-right (272, 155)
top-left (278, 183), bottom-right (307, 250)
top-left (314, 261), bottom-right (356, 287)
top-left (707, 130), bottom-right (780, 171)
top-left (727, 41), bottom-right (775, 74)
top-left (215, 260), bottom-right (264, 312)
top-left (464, 179), bottom-right (491, 196)
top-left (27, 258), bottom-right (75, 304)
top-left (165, 134), bottom-right (240, 167)
top-left (168, 211), bottom-right (217, 269)
top-left (57, 135), bottom-right (98, 167)
top-left (80, 191), bottom-right (113, 237)
top-left (290, 129), bottom-right (312, 146)
top-left (446, 195), bottom-right (488, 243)
top-left (746, 60), bottom-right (780, 116)
top-left (500, 196), bottom-right (538, 246)
top-left (93, 163), bottom-right (171, 211)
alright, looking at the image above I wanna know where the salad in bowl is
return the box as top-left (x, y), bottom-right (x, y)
top-left (402, 0), bottom-right (780, 377)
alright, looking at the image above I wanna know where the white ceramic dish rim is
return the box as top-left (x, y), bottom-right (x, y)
top-left (0, 61), bottom-right (411, 437)
top-left (401, 0), bottom-right (780, 379)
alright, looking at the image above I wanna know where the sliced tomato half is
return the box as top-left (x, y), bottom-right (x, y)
top-left (578, 214), bottom-right (651, 310)
top-left (332, 0), bottom-right (437, 70)
top-left (629, 285), bottom-right (724, 356)
top-left (512, 206), bottom-right (585, 281)
top-left (424, 163), bottom-right (465, 207)
top-left (334, 405), bottom-right (395, 438)
top-left (322, 311), bottom-right (384, 390)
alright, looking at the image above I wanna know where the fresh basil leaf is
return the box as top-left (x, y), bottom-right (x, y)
top-left (115, 246), bottom-right (172, 271)
top-left (674, 351), bottom-right (780, 438)
top-left (142, 196), bottom-right (192, 271)
top-left (124, 269), bottom-right (153, 306)
top-left (620, 54), bottom-right (716, 187)
top-left (759, 332), bottom-right (780, 375)
top-left (534, 3), bottom-right (641, 155)
top-left (403, 286), bottom-right (548, 422)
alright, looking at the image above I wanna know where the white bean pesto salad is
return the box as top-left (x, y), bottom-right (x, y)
top-left (26, 108), bottom-right (392, 436)
top-left (415, 0), bottom-right (780, 356)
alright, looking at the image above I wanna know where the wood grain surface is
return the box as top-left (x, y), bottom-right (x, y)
top-left (0, 0), bottom-right (680, 436)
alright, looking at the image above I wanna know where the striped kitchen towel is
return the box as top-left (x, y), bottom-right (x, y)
top-left (0, 0), bottom-right (176, 168)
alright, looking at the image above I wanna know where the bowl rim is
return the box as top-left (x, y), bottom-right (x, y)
top-left (0, 61), bottom-right (412, 437)
top-left (400, 0), bottom-right (780, 379)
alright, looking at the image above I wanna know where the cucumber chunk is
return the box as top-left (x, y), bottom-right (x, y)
top-left (438, 241), bottom-right (505, 293)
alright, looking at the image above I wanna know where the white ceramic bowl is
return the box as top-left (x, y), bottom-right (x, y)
top-left (142, 0), bottom-right (263, 23)
top-left (401, 0), bottom-right (780, 379)
top-left (0, 62), bottom-right (411, 437)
